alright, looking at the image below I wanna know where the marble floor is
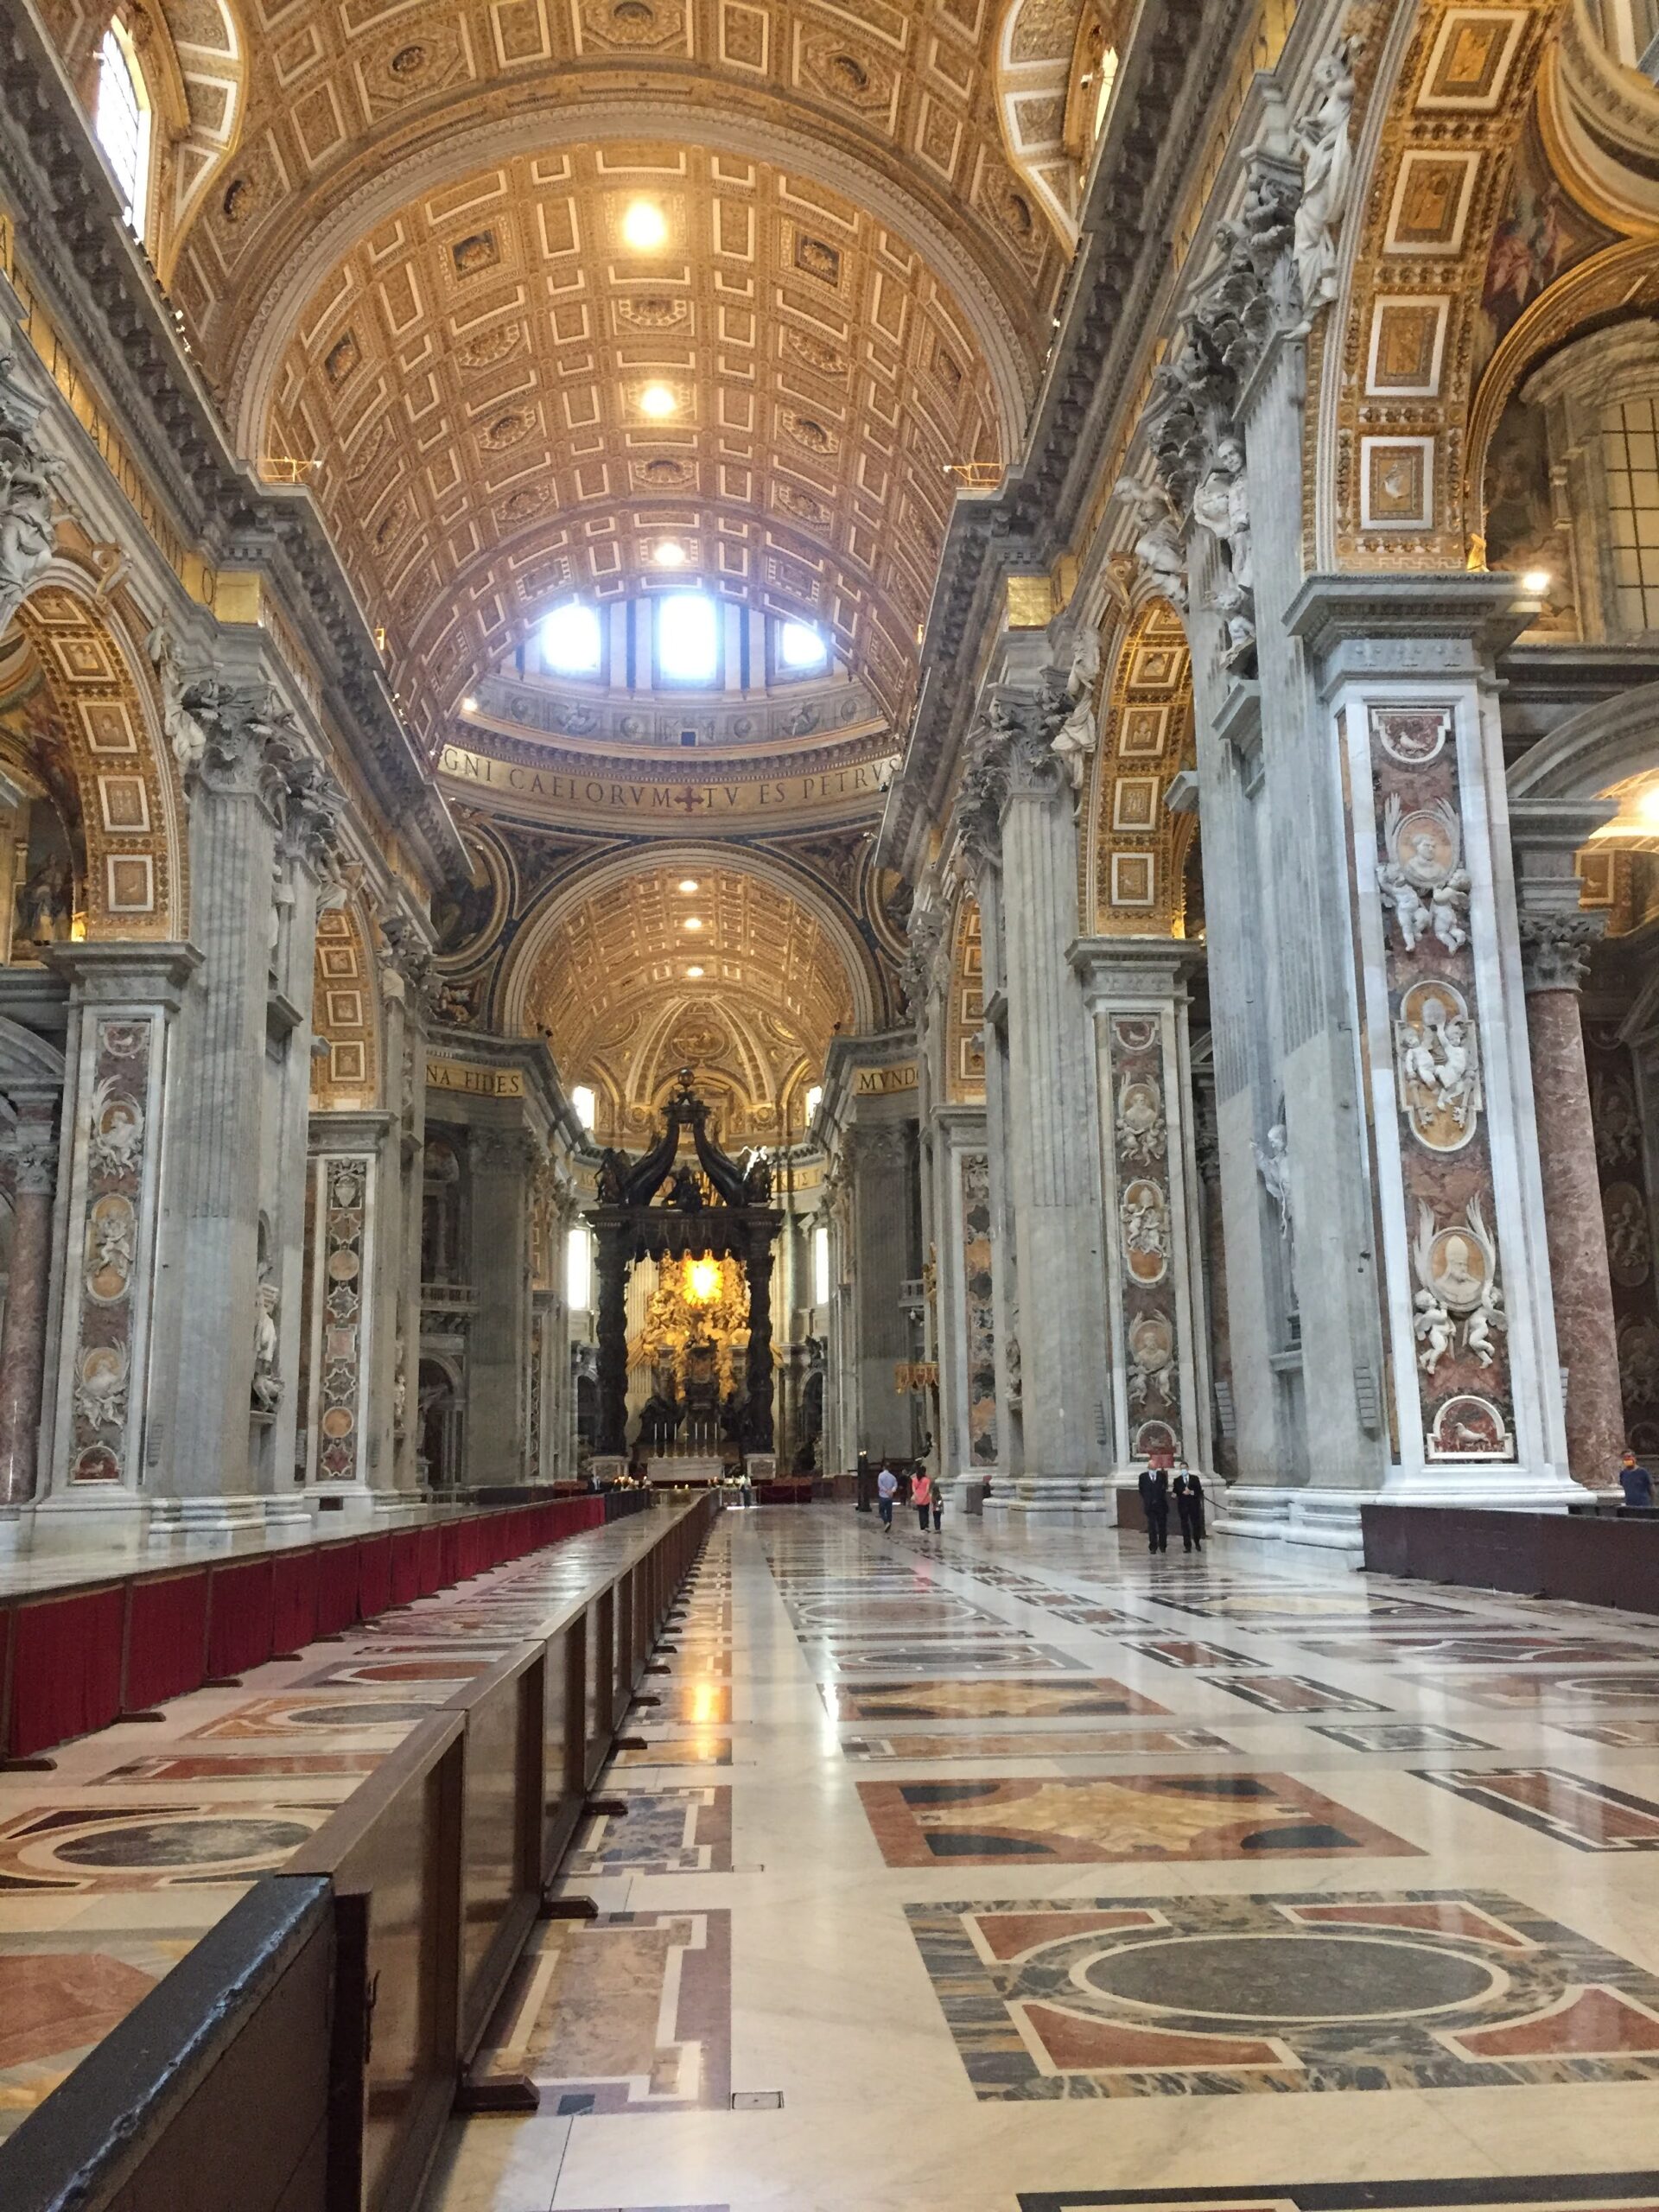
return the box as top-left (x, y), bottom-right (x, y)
top-left (430, 1505), bottom-right (1659, 2212)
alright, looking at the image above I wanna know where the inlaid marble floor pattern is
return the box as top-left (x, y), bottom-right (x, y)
top-left (430, 1509), bottom-right (1659, 2212)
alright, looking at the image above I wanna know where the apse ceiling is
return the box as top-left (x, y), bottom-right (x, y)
top-left (510, 856), bottom-right (866, 1137)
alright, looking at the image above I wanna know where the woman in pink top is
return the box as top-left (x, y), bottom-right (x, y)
top-left (910, 1468), bottom-right (932, 1531)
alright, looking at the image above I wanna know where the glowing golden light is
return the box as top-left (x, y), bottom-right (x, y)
top-left (1521, 568), bottom-right (1551, 595)
top-left (686, 1255), bottom-right (721, 1303)
top-left (622, 200), bottom-right (668, 250)
top-left (677, 878), bottom-right (700, 893)
top-left (461, 695), bottom-right (478, 712)
top-left (683, 915), bottom-right (703, 931)
top-left (639, 384), bottom-right (677, 419)
top-left (685, 964), bottom-right (705, 978)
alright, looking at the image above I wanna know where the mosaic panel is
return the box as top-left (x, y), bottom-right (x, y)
top-left (1122, 1638), bottom-right (1251, 1669)
top-left (820, 1680), bottom-right (1173, 1724)
top-left (910, 1890), bottom-right (1659, 2098)
top-left (570, 1789), bottom-right (733, 1874)
top-left (839, 1730), bottom-right (1236, 1761)
top-left (804, 1641), bottom-right (1089, 1675)
top-left (1206, 1675), bottom-right (1392, 1715)
top-left (859, 1774), bottom-right (1422, 1866)
top-left (0, 1803), bottom-right (334, 1891)
top-left (471, 1911), bottom-right (731, 2116)
top-left (1412, 1767), bottom-right (1659, 1851)
top-left (1310, 1723), bottom-right (1496, 1752)
top-left (1456, 1673), bottom-right (1659, 1710)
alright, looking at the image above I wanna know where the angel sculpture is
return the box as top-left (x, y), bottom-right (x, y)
top-left (1413, 1287), bottom-right (1453, 1376)
top-left (1253, 1121), bottom-right (1292, 1241)
top-left (1378, 795), bottom-right (1468, 956)
top-left (1113, 478), bottom-right (1188, 612)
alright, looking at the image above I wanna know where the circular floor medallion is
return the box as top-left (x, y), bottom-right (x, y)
top-left (290, 1700), bottom-right (441, 1726)
top-left (53, 1817), bottom-right (315, 1870)
top-left (1077, 1932), bottom-right (1501, 2024)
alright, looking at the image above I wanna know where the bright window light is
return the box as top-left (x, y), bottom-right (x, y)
top-left (804, 1083), bottom-right (823, 1123)
top-left (570, 1083), bottom-right (596, 1131)
top-left (95, 27), bottom-right (149, 237)
top-left (657, 593), bottom-right (719, 684)
top-left (567, 1225), bottom-right (593, 1310)
top-left (813, 1223), bottom-right (831, 1307)
top-left (543, 601), bottom-right (601, 676)
top-left (779, 619), bottom-right (828, 671)
top-left (622, 200), bottom-right (667, 250)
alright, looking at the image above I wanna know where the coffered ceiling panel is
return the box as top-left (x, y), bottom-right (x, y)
top-left (263, 145), bottom-right (1004, 738)
top-left (517, 855), bottom-right (861, 1135)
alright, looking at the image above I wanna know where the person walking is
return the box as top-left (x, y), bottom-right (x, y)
top-left (911, 1467), bottom-right (933, 1532)
top-left (1138, 1463), bottom-right (1170, 1554)
top-left (1618, 1447), bottom-right (1655, 1510)
top-left (876, 1461), bottom-right (898, 1535)
top-left (1173, 1461), bottom-right (1206, 1552)
top-left (930, 1478), bottom-right (944, 1533)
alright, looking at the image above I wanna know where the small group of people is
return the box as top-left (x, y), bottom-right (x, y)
top-left (1137, 1459), bottom-right (1206, 1554)
top-left (874, 1461), bottom-right (944, 1535)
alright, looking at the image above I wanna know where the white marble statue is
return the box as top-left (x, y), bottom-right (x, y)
top-left (252, 1276), bottom-right (282, 1412)
top-left (147, 626), bottom-right (211, 779)
top-left (1378, 796), bottom-right (1469, 955)
top-left (1113, 478), bottom-right (1187, 611)
top-left (1254, 1121), bottom-right (1292, 1241)
top-left (1293, 38), bottom-right (1358, 320)
top-left (0, 432), bottom-right (64, 629)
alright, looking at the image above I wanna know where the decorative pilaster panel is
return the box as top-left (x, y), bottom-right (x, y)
top-left (305, 1148), bottom-right (375, 1489)
top-left (57, 1014), bottom-right (168, 1489)
top-left (1587, 1020), bottom-right (1659, 1456)
top-left (959, 1151), bottom-right (998, 1472)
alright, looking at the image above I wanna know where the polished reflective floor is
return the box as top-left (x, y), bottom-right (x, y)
top-left (431, 1504), bottom-right (1659, 2212)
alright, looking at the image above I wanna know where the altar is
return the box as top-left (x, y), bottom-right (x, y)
top-left (586, 1069), bottom-right (784, 1472)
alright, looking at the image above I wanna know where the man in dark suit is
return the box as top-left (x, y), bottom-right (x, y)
top-left (1138, 1464), bottom-right (1170, 1554)
top-left (1173, 1461), bottom-right (1206, 1552)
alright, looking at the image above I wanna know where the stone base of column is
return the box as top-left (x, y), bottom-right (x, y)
top-left (263, 1493), bottom-right (313, 1533)
top-left (166, 1496), bottom-right (270, 1548)
top-left (29, 1491), bottom-right (155, 1556)
top-left (983, 1476), bottom-right (1116, 1517)
top-left (371, 1492), bottom-right (427, 1525)
top-left (1211, 1485), bottom-right (1363, 1560)
top-left (1377, 1465), bottom-right (1583, 1510)
top-left (302, 1483), bottom-right (378, 1524)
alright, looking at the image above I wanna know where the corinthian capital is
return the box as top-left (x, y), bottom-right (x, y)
top-left (281, 757), bottom-right (347, 871)
top-left (1518, 910), bottom-right (1605, 995)
top-left (180, 679), bottom-right (302, 804)
top-left (10, 1115), bottom-right (59, 1197)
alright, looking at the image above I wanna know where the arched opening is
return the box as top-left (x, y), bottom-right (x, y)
top-left (93, 22), bottom-right (152, 239)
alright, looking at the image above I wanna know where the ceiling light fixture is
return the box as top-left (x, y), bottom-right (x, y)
top-left (685, 964), bottom-right (704, 978)
top-left (1521, 568), bottom-right (1552, 594)
top-left (683, 915), bottom-right (703, 931)
top-left (639, 384), bottom-right (677, 418)
top-left (654, 539), bottom-right (687, 567)
top-left (622, 200), bottom-right (667, 250)
top-left (461, 695), bottom-right (479, 711)
top-left (677, 877), bottom-right (700, 893)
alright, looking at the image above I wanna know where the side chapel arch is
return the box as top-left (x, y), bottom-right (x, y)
top-left (2, 574), bottom-right (186, 942)
top-left (1085, 596), bottom-right (1198, 936)
top-left (310, 895), bottom-right (381, 1109)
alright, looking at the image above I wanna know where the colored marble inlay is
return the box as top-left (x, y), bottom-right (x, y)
top-left (1553, 1719), bottom-right (1659, 1746)
top-left (0, 1934), bottom-right (197, 2139)
top-left (909, 1888), bottom-right (1659, 2099)
top-left (1296, 1634), bottom-right (1659, 1667)
top-left (809, 1637), bottom-right (1088, 1674)
top-left (820, 1679), bottom-right (1172, 1723)
top-left (1413, 1766), bottom-right (1659, 1851)
top-left (1310, 1724), bottom-right (1496, 1752)
top-left (1207, 1675), bottom-right (1392, 1715)
top-left (1146, 1593), bottom-right (1471, 1623)
top-left (470, 1911), bottom-right (731, 2113)
top-left (184, 1693), bottom-right (454, 1738)
top-left (1122, 1638), bottom-right (1251, 1669)
top-left (858, 1773), bottom-right (1423, 1866)
top-left (570, 1788), bottom-right (733, 1873)
top-left (0, 1803), bottom-right (334, 1891)
top-left (839, 1729), bottom-right (1236, 1761)
top-left (1456, 1672), bottom-right (1659, 1709)
top-left (93, 1751), bottom-right (385, 1783)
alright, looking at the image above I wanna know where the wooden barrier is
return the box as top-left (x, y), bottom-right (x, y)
top-left (0, 1494), bottom-right (715, 2212)
top-left (1363, 1502), bottom-right (1659, 1612)
top-left (0, 1492), bottom-right (642, 1763)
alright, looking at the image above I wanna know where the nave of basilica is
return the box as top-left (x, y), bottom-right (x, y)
top-left (4, 0), bottom-right (1659, 2198)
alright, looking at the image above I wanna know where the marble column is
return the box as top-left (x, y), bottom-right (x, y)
top-left (1192, 1071), bottom-right (1236, 1479)
top-left (467, 1128), bottom-right (534, 1482)
top-left (743, 1217), bottom-right (777, 1457)
top-left (160, 687), bottom-right (290, 1529)
top-left (0, 1095), bottom-right (60, 1503)
top-left (594, 1222), bottom-right (631, 1456)
top-left (1520, 945), bottom-right (1623, 1485)
top-left (851, 1123), bottom-right (913, 1460)
top-left (968, 663), bottom-right (1112, 1510)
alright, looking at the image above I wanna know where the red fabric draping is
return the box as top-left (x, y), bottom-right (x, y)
top-left (389, 1530), bottom-right (421, 1606)
top-left (439, 1523), bottom-right (460, 1586)
top-left (271, 1551), bottom-right (321, 1653)
top-left (417, 1526), bottom-right (443, 1596)
top-left (315, 1541), bottom-right (359, 1636)
top-left (357, 1535), bottom-right (391, 1618)
top-left (206, 1559), bottom-right (276, 1679)
top-left (10, 1588), bottom-right (124, 1756)
top-left (124, 1571), bottom-right (209, 1711)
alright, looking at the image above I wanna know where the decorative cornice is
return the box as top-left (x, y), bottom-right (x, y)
top-left (0, 0), bottom-right (467, 895)
top-left (880, 0), bottom-right (1251, 868)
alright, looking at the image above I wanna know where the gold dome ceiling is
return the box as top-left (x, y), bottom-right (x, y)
top-left (505, 853), bottom-right (868, 1137)
top-left (256, 143), bottom-right (1007, 744)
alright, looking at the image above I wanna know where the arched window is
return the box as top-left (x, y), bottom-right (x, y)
top-left (566, 1225), bottom-right (593, 1311)
top-left (569, 1083), bottom-right (596, 1131)
top-left (94, 24), bottom-right (151, 238)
